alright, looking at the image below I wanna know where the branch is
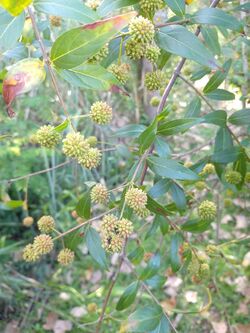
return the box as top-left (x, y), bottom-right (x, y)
top-left (156, 19), bottom-right (191, 28)
top-left (27, 7), bottom-right (76, 131)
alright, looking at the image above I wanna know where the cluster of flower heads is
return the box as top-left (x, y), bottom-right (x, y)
top-left (125, 187), bottom-right (150, 218)
top-left (101, 214), bottom-right (133, 253)
top-left (187, 250), bottom-right (210, 283)
top-left (22, 215), bottom-right (74, 265)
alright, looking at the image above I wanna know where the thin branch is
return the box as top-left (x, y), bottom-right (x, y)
top-left (156, 19), bottom-right (191, 28)
top-left (178, 74), bottom-right (215, 111)
top-left (28, 7), bottom-right (76, 131)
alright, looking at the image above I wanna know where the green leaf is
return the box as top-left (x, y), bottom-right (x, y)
top-left (203, 59), bottom-right (232, 94)
top-left (147, 157), bottom-right (199, 181)
top-left (154, 137), bottom-right (171, 157)
top-left (51, 11), bottom-right (136, 69)
top-left (157, 118), bottom-right (202, 136)
top-left (192, 8), bottom-right (243, 32)
top-left (145, 217), bottom-right (160, 240)
top-left (170, 182), bottom-right (186, 210)
top-left (4, 200), bottom-right (24, 209)
top-left (54, 119), bottom-right (69, 132)
top-left (116, 281), bottom-right (139, 311)
top-left (140, 253), bottom-right (161, 280)
top-left (228, 109), bottom-right (250, 126)
top-left (138, 118), bottom-right (158, 154)
top-left (98, 0), bottom-right (139, 16)
top-left (128, 305), bottom-right (163, 332)
top-left (214, 127), bottom-right (233, 153)
top-left (147, 195), bottom-right (173, 216)
top-left (64, 230), bottom-right (83, 251)
top-left (149, 315), bottom-right (170, 333)
top-left (76, 192), bottom-right (91, 219)
top-left (191, 67), bottom-right (211, 81)
top-left (156, 25), bottom-right (218, 69)
top-left (86, 227), bottom-right (108, 269)
top-left (34, 0), bottom-right (98, 22)
top-left (148, 179), bottom-right (171, 198)
top-left (181, 219), bottom-right (212, 233)
top-left (157, 215), bottom-right (169, 235)
top-left (164, 0), bottom-right (185, 17)
top-left (205, 89), bottom-right (235, 101)
top-left (128, 246), bottom-right (144, 265)
top-left (211, 147), bottom-right (241, 164)
top-left (201, 27), bottom-right (221, 55)
top-left (0, 9), bottom-right (25, 52)
top-left (101, 38), bottom-right (121, 67)
top-left (57, 64), bottom-right (118, 90)
top-left (234, 3), bottom-right (250, 12)
top-left (234, 153), bottom-right (247, 190)
top-left (112, 124), bottom-right (146, 138)
top-left (202, 110), bottom-right (227, 127)
top-left (0, 0), bottom-right (32, 16)
top-left (185, 97), bottom-right (201, 118)
top-left (170, 232), bottom-right (183, 272)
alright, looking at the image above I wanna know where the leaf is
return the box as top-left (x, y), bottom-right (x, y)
top-left (170, 232), bottom-right (183, 272)
top-left (205, 89), bottom-right (235, 101)
top-left (98, 0), bottom-right (139, 16)
top-left (54, 119), bottom-right (69, 132)
top-left (4, 200), bottom-right (24, 208)
top-left (147, 195), bottom-right (173, 216)
top-left (185, 97), bottom-right (201, 118)
top-left (57, 64), bottom-right (118, 90)
top-left (191, 66), bottom-right (211, 81)
top-left (139, 253), bottom-right (161, 280)
top-left (169, 182), bottom-right (186, 210)
top-left (201, 27), bottom-right (221, 55)
top-left (234, 153), bottom-right (247, 190)
top-left (154, 136), bottom-right (171, 157)
top-left (149, 315), bottom-right (170, 333)
top-left (157, 215), bottom-right (169, 235)
top-left (101, 38), bottom-right (121, 67)
top-left (86, 227), bottom-right (107, 269)
top-left (51, 11), bottom-right (137, 69)
top-left (112, 124), bottom-right (146, 137)
top-left (148, 179), bottom-right (171, 198)
top-left (138, 118), bottom-right (158, 154)
top-left (116, 281), bottom-right (139, 311)
top-left (76, 192), bottom-right (91, 219)
top-left (145, 217), bottom-right (160, 240)
top-left (181, 218), bottom-right (212, 233)
top-left (228, 109), bottom-right (250, 126)
top-left (0, 0), bottom-right (32, 16)
top-left (234, 3), bottom-right (250, 12)
top-left (34, 0), bottom-right (98, 22)
top-left (214, 127), bottom-right (233, 153)
top-left (157, 118), bottom-right (202, 136)
top-left (147, 157), bottom-right (199, 181)
top-left (128, 305), bottom-right (163, 332)
top-left (64, 230), bottom-right (83, 251)
top-left (202, 110), bottom-right (227, 127)
top-left (203, 59), bottom-right (232, 94)
top-left (211, 147), bottom-right (241, 164)
top-left (128, 246), bottom-right (144, 265)
top-left (0, 9), bottom-right (25, 52)
top-left (164, 0), bottom-right (185, 17)
top-left (156, 25), bottom-right (218, 69)
top-left (192, 8), bottom-right (243, 32)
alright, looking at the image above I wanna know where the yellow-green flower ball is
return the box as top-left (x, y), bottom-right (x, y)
top-left (36, 125), bottom-right (61, 149)
top-left (198, 200), bottom-right (217, 221)
top-left (125, 188), bottom-right (147, 210)
top-left (33, 234), bottom-right (54, 255)
top-left (225, 170), bottom-right (242, 185)
top-left (37, 215), bottom-right (55, 234)
top-left (90, 101), bottom-right (112, 125)
top-left (79, 148), bottom-right (101, 169)
top-left (128, 16), bottom-right (155, 44)
top-left (125, 39), bottom-right (144, 60)
top-left (145, 70), bottom-right (164, 91)
top-left (57, 248), bottom-right (75, 265)
top-left (90, 184), bottom-right (109, 204)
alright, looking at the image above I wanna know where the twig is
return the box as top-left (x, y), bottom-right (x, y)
top-left (156, 19), bottom-right (191, 28)
top-left (28, 7), bottom-right (76, 131)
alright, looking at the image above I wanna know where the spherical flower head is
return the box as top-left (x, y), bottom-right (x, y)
top-left (224, 198), bottom-right (233, 208)
top-left (140, 0), bottom-right (165, 16)
top-left (62, 132), bottom-right (90, 159)
top-left (79, 148), bottom-right (101, 169)
top-left (150, 96), bottom-right (160, 107)
top-left (37, 215), bottom-right (55, 233)
top-left (23, 244), bottom-right (40, 262)
top-left (145, 44), bottom-right (161, 63)
top-left (145, 70), bottom-right (165, 91)
top-left (91, 184), bottom-right (109, 204)
top-left (125, 187), bottom-right (147, 210)
top-left (102, 233), bottom-right (123, 253)
top-left (225, 170), bottom-right (242, 185)
top-left (200, 163), bottom-right (215, 176)
top-left (50, 15), bottom-right (62, 27)
top-left (101, 214), bottom-right (119, 235)
top-left (36, 125), bottom-right (61, 149)
top-left (57, 248), bottom-right (75, 265)
top-left (33, 234), bottom-right (54, 255)
top-left (184, 161), bottom-right (193, 168)
top-left (206, 244), bottom-right (219, 257)
top-left (109, 63), bottom-right (130, 84)
top-left (195, 181), bottom-right (206, 191)
top-left (134, 207), bottom-right (150, 218)
top-left (129, 16), bottom-right (155, 44)
top-left (90, 101), bottom-right (112, 125)
top-left (198, 263), bottom-right (210, 280)
top-left (86, 136), bottom-right (98, 147)
top-left (22, 216), bottom-right (34, 227)
top-left (117, 219), bottom-right (133, 238)
top-left (198, 200), bottom-right (217, 221)
top-left (125, 39), bottom-right (144, 60)
top-left (245, 172), bottom-right (250, 183)
top-left (85, 0), bottom-right (101, 10)
top-left (87, 303), bottom-right (97, 313)
top-left (88, 44), bottom-right (109, 63)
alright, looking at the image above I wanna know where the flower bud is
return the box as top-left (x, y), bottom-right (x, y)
top-left (3, 58), bottom-right (46, 117)
top-left (150, 96), bottom-right (160, 107)
top-left (23, 244), bottom-right (40, 262)
top-left (50, 16), bottom-right (62, 27)
top-left (198, 200), bottom-right (217, 221)
top-left (225, 170), bottom-right (242, 185)
top-left (37, 215), bottom-right (55, 234)
top-left (140, 0), bottom-right (164, 17)
top-left (87, 303), bottom-right (97, 313)
top-left (36, 125), bottom-right (61, 149)
top-left (86, 136), bottom-right (98, 147)
top-left (128, 16), bottom-right (155, 44)
top-left (33, 234), bottom-right (54, 255)
top-left (195, 181), bottom-right (206, 190)
top-left (145, 44), bottom-right (161, 63)
top-left (79, 148), bottom-right (101, 169)
top-left (62, 132), bottom-right (90, 159)
top-left (145, 70), bottom-right (165, 91)
top-left (22, 216), bottom-right (34, 227)
top-left (57, 248), bottom-right (75, 265)
top-left (200, 163), bottom-right (215, 176)
top-left (91, 184), bottom-right (109, 204)
top-left (125, 39), bottom-right (144, 60)
top-left (117, 219), bottom-right (133, 238)
top-left (90, 101), bottom-right (112, 125)
top-left (86, 0), bottom-right (101, 10)
top-left (125, 188), bottom-right (147, 210)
